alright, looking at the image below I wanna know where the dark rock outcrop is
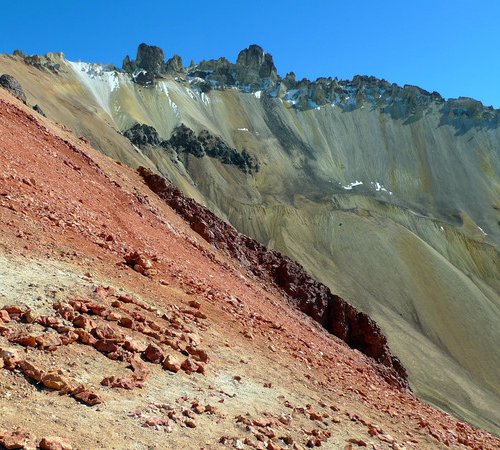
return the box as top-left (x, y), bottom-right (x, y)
top-left (167, 125), bottom-right (259, 173)
top-left (0, 74), bottom-right (27, 104)
top-left (236, 44), bottom-right (277, 81)
top-left (33, 104), bottom-right (46, 117)
top-left (190, 44), bottom-right (278, 91)
top-left (123, 123), bottom-right (259, 174)
top-left (138, 167), bottom-right (409, 389)
top-left (167, 124), bottom-right (205, 157)
top-left (135, 43), bottom-right (165, 75)
top-left (165, 55), bottom-right (184, 74)
top-left (123, 123), bottom-right (162, 147)
top-left (122, 43), bottom-right (165, 85)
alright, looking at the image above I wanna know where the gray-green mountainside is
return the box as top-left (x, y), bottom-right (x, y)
top-left (1, 44), bottom-right (499, 435)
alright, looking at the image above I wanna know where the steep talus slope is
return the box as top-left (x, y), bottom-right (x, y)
top-left (4, 89), bottom-right (500, 449)
top-left (0, 46), bottom-right (498, 435)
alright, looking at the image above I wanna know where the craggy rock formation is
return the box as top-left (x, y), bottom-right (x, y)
top-left (123, 123), bottom-right (162, 147)
top-left (123, 123), bottom-right (259, 174)
top-left (235, 44), bottom-right (278, 86)
top-left (193, 44), bottom-right (278, 90)
top-left (0, 74), bottom-right (27, 103)
top-left (122, 43), bottom-right (166, 85)
top-left (13, 50), bottom-right (61, 73)
top-left (167, 125), bottom-right (260, 173)
top-left (165, 55), bottom-right (183, 74)
top-left (138, 167), bottom-right (408, 388)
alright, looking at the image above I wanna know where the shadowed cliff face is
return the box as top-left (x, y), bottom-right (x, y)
top-left (0, 45), bottom-right (499, 435)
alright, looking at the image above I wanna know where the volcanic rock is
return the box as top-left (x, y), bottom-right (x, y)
top-left (165, 55), bottom-right (183, 74)
top-left (33, 104), bottom-right (46, 117)
top-left (17, 360), bottom-right (45, 382)
top-left (123, 123), bottom-right (162, 148)
top-left (123, 43), bottom-right (165, 85)
top-left (0, 74), bottom-right (27, 104)
top-left (235, 44), bottom-right (278, 86)
top-left (71, 387), bottom-right (103, 406)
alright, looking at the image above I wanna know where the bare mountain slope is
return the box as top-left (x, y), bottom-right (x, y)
top-left (3, 88), bottom-right (500, 449)
top-left (0, 46), bottom-right (498, 435)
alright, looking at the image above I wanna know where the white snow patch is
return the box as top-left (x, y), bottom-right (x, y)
top-left (477, 226), bottom-right (487, 236)
top-left (156, 81), bottom-right (169, 97)
top-left (185, 87), bottom-right (196, 100)
top-left (168, 98), bottom-right (180, 117)
top-left (342, 180), bottom-right (363, 190)
top-left (68, 61), bottom-right (123, 115)
top-left (254, 91), bottom-right (262, 99)
top-left (236, 128), bottom-right (249, 132)
top-left (201, 92), bottom-right (210, 106)
top-left (370, 181), bottom-right (393, 195)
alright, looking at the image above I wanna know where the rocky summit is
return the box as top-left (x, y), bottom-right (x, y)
top-left (0, 42), bottom-right (499, 449)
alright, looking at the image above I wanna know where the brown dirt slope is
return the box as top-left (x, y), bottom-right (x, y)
top-left (0, 90), bottom-right (498, 449)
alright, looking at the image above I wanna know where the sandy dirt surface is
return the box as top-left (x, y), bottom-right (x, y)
top-left (0, 90), bottom-right (498, 449)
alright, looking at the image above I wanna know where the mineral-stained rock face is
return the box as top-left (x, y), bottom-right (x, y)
top-left (0, 74), bottom-right (27, 104)
top-left (137, 167), bottom-right (408, 388)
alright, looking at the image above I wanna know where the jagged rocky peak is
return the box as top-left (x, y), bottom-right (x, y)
top-left (135, 43), bottom-right (165, 74)
top-left (189, 44), bottom-right (278, 91)
top-left (122, 43), bottom-right (185, 85)
top-left (236, 44), bottom-right (277, 78)
top-left (13, 49), bottom-right (61, 73)
top-left (165, 54), bottom-right (183, 74)
top-left (235, 44), bottom-right (278, 85)
top-left (236, 44), bottom-right (266, 69)
top-left (122, 43), bottom-right (165, 85)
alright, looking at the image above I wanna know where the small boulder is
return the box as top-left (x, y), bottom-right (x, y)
top-left (162, 355), bottom-right (181, 373)
top-left (39, 436), bottom-right (72, 450)
top-left (1, 429), bottom-right (35, 449)
top-left (71, 387), bottom-right (103, 406)
top-left (42, 371), bottom-right (68, 390)
top-left (72, 315), bottom-right (95, 331)
top-left (17, 360), bottom-right (45, 382)
top-left (33, 104), bottom-right (47, 117)
top-left (144, 343), bottom-right (164, 363)
top-left (36, 333), bottom-right (63, 349)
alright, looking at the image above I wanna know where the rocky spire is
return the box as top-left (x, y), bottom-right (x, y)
top-left (236, 44), bottom-right (277, 82)
top-left (165, 55), bottom-right (183, 74)
top-left (122, 43), bottom-right (166, 85)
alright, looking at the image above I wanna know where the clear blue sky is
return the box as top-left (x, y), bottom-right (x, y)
top-left (1, 0), bottom-right (499, 107)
